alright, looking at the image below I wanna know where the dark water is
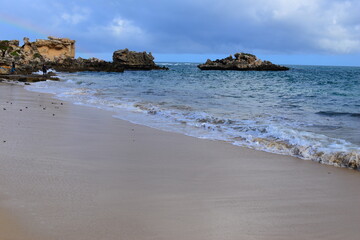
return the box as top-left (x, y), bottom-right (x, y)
top-left (27, 63), bottom-right (360, 168)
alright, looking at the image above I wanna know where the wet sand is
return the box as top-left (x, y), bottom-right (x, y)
top-left (0, 207), bottom-right (42, 240)
top-left (1, 83), bottom-right (360, 240)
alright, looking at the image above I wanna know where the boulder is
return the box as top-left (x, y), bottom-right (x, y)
top-left (198, 52), bottom-right (289, 71)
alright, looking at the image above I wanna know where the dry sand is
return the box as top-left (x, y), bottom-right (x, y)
top-left (1, 83), bottom-right (360, 240)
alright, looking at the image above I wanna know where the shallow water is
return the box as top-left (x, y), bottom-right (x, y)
top-left (27, 64), bottom-right (360, 168)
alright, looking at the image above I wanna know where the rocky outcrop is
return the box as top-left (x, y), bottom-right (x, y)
top-left (198, 53), bottom-right (289, 71)
top-left (113, 49), bottom-right (167, 70)
top-left (32, 36), bottom-right (75, 61)
top-left (46, 57), bottom-right (124, 73)
top-left (1, 37), bottom-right (167, 76)
top-left (21, 37), bottom-right (45, 63)
top-left (47, 48), bottom-right (170, 72)
top-left (0, 39), bottom-right (23, 74)
top-left (0, 37), bottom-right (76, 74)
top-left (14, 36), bottom-right (75, 64)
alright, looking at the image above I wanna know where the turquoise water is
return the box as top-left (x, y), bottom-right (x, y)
top-left (27, 63), bottom-right (360, 168)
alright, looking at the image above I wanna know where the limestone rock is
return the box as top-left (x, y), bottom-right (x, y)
top-left (113, 48), bottom-right (167, 70)
top-left (1, 37), bottom-right (166, 75)
top-left (198, 53), bottom-right (289, 71)
top-left (32, 36), bottom-right (75, 61)
top-left (0, 40), bottom-right (23, 74)
top-left (22, 37), bottom-right (45, 63)
top-left (0, 36), bottom-right (73, 73)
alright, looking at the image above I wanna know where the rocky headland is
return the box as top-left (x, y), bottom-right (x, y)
top-left (0, 37), bottom-right (167, 82)
top-left (198, 53), bottom-right (289, 71)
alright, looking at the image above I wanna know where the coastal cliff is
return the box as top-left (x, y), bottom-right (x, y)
top-left (198, 53), bottom-right (289, 71)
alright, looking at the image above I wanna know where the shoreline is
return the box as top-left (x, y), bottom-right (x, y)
top-left (1, 82), bottom-right (360, 240)
top-left (21, 68), bottom-right (360, 171)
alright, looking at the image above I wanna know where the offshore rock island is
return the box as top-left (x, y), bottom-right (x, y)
top-left (0, 37), bottom-right (167, 81)
top-left (198, 53), bottom-right (289, 71)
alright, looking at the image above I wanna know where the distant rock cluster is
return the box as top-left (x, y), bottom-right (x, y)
top-left (198, 53), bottom-right (289, 71)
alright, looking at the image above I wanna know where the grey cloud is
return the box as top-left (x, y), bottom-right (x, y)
top-left (2, 0), bottom-right (360, 56)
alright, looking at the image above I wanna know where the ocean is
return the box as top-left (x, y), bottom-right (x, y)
top-left (26, 63), bottom-right (360, 169)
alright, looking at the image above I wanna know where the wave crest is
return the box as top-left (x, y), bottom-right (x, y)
top-left (250, 138), bottom-right (360, 169)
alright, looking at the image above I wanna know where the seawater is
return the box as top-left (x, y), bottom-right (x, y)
top-left (27, 63), bottom-right (360, 169)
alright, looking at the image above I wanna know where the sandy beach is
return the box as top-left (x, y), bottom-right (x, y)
top-left (1, 82), bottom-right (360, 240)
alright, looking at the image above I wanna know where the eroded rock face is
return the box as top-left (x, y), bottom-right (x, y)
top-left (113, 48), bottom-right (167, 70)
top-left (18, 36), bottom-right (75, 63)
top-left (198, 53), bottom-right (289, 71)
top-left (0, 37), bottom-right (75, 74)
top-left (32, 36), bottom-right (75, 61)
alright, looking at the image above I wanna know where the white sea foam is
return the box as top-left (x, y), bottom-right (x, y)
top-left (32, 69), bottom-right (57, 75)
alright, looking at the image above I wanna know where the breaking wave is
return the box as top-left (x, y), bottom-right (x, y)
top-left (126, 103), bottom-right (360, 169)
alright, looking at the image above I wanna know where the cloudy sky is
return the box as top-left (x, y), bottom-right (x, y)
top-left (1, 0), bottom-right (360, 65)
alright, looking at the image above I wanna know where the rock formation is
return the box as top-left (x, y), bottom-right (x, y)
top-left (0, 39), bottom-right (22, 74)
top-left (1, 37), bottom-right (77, 74)
top-left (28, 36), bottom-right (75, 61)
top-left (0, 37), bottom-right (167, 76)
top-left (113, 49), bottom-right (167, 70)
top-left (47, 57), bottom-right (125, 73)
top-left (198, 53), bottom-right (289, 71)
